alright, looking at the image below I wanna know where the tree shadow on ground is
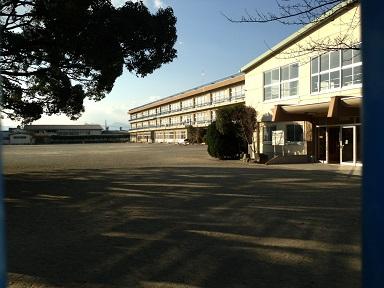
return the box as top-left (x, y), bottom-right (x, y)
top-left (5, 166), bottom-right (361, 288)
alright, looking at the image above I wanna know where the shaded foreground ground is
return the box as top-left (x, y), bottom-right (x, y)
top-left (3, 143), bottom-right (361, 288)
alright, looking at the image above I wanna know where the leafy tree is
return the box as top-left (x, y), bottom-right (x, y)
top-left (1, 0), bottom-right (177, 123)
top-left (206, 121), bottom-right (244, 160)
top-left (206, 104), bottom-right (256, 159)
top-left (215, 103), bottom-right (257, 154)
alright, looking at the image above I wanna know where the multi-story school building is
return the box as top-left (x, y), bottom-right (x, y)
top-left (128, 73), bottom-right (245, 144)
top-left (129, 0), bottom-right (361, 165)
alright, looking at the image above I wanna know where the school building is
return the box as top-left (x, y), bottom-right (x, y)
top-left (129, 0), bottom-right (361, 165)
top-left (128, 73), bottom-right (245, 144)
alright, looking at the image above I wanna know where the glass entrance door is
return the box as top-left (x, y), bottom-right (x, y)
top-left (341, 126), bottom-right (354, 164)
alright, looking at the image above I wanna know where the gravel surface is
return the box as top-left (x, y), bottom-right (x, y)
top-left (3, 143), bottom-right (361, 288)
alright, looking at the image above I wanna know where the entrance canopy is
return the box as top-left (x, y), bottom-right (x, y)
top-left (272, 96), bottom-right (361, 122)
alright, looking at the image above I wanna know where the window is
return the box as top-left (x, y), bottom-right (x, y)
top-left (182, 114), bottom-right (193, 125)
top-left (176, 130), bottom-right (186, 140)
top-left (161, 105), bottom-right (170, 114)
top-left (195, 95), bottom-right (209, 107)
top-left (264, 63), bottom-right (299, 101)
top-left (311, 45), bottom-right (362, 93)
top-left (281, 63), bottom-right (299, 98)
top-left (182, 98), bottom-right (194, 110)
top-left (264, 68), bottom-right (280, 101)
top-left (155, 131), bottom-right (164, 140)
top-left (149, 108), bottom-right (156, 116)
top-left (195, 112), bottom-right (205, 123)
top-left (170, 102), bottom-right (180, 112)
top-left (165, 131), bottom-right (174, 139)
top-left (231, 85), bottom-right (245, 99)
top-left (160, 118), bottom-right (168, 126)
top-left (263, 125), bottom-right (277, 142)
top-left (286, 124), bottom-right (303, 142)
top-left (171, 117), bottom-right (179, 125)
top-left (212, 90), bottom-right (227, 103)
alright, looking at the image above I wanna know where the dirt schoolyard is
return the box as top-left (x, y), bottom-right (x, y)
top-left (3, 143), bottom-right (361, 288)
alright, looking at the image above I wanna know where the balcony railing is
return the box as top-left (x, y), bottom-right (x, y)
top-left (130, 120), bottom-right (215, 131)
top-left (130, 95), bottom-right (245, 121)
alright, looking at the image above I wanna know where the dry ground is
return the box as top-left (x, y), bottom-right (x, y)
top-left (3, 143), bottom-right (361, 288)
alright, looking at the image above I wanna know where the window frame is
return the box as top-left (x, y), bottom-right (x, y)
top-left (263, 63), bottom-right (299, 102)
top-left (286, 124), bottom-right (304, 143)
top-left (311, 45), bottom-right (362, 94)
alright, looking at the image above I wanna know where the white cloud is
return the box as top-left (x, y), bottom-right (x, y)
top-left (112, 0), bottom-right (165, 9)
top-left (154, 0), bottom-right (164, 9)
top-left (112, 1), bottom-right (165, 10)
top-left (111, 0), bottom-right (126, 7)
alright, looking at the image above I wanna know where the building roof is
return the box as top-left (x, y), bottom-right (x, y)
top-left (128, 73), bottom-right (245, 114)
top-left (240, 0), bottom-right (359, 73)
top-left (24, 124), bottom-right (103, 130)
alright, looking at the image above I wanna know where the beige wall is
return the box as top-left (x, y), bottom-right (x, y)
top-left (245, 4), bottom-right (361, 122)
top-left (244, 3), bottom-right (361, 157)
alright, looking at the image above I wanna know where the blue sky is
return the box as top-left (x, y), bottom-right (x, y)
top-left (2, 0), bottom-right (299, 130)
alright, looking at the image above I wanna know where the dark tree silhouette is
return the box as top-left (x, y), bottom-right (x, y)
top-left (1, 0), bottom-right (177, 123)
top-left (215, 103), bottom-right (257, 155)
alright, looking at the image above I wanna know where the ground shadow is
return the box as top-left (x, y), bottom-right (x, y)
top-left (5, 166), bottom-right (361, 288)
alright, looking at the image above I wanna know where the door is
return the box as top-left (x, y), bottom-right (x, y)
top-left (328, 127), bottom-right (340, 163)
top-left (317, 127), bottom-right (326, 162)
top-left (341, 126), bottom-right (354, 164)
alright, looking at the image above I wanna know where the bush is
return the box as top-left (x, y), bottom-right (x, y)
top-left (206, 121), bottom-right (245, 159)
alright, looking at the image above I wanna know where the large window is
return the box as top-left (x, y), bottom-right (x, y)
top-left (195, 94), bottom-right (210, 107)
top-left (170, 102), bottom-right (181, 112)
top-left (286, 124), bottom-right (303, 142)
top-left (311, 46), bottom-right (362, 93)
top-left (182, 114), bottom-right (193, 125)
top-left (195, 112), bottom-right (206, 123)
top-left (212, 90), bottom-right (227, 103)
top-left (149, 108), bottom-right (156, 116)
top-left (182, 98), bottom-right (194, 110)
top-left (160, 105), bottom-right (170, 114)
top-left (264, 63), bottom-right (299, 101)
top-left (171, 116), bottom-right (179, 125)
top-left (176, 130), bottom-right (186, 140)
top-left (231, 85), bottom-right (245, 99)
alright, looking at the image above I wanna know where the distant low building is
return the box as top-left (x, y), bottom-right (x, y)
top-left (10, 132), bottom-right (34, 145)
top-left (5, 128), bottom-right (34, 145)
top-left (22, 124), bottom-right (103, 144)
top-left (24, 124), bottom-right (103, 136)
